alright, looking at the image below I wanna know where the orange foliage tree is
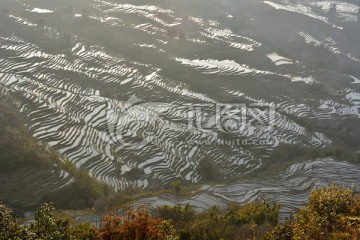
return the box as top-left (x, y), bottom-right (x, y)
top-left (98, 206), bottom-right (179, 240)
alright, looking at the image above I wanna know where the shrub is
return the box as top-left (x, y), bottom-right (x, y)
top-left (197, 158), bottom-right (218, 181)
top-left (3, 185), bottom-right (360, 240)
top-left (266, 185), bottom-right (360, 240)
top-left (263, 220), bottom-right (293, 240)
top-left (156, 204), bottom-right (195, 228)
top-left (0, 203), bottom-right (35, 239)
top-left (99, 206), bottom-right (179, 240)
top-left (71, 222), bottom-right (98, 240)
top-left (171, 181), bottom-right (182, 195)
top-left (1, 203), bottom-right (100, 240)
top-left (30, 203), bottom-right (72, 240)
top-left (227, 201), bottom-right (280, 226)
top-left (293, 185), bottom-right (360, 239)
top-left (156, 202), bottom-right (279, 240)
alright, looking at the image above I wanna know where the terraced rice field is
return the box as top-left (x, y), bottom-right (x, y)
top-left (133, 158), bottom-right (360, 221)
top-left (0, 0), bottom-right (360, 211)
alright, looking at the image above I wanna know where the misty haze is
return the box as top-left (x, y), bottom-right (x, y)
top-left (0, 0), bottom-right (360, 239)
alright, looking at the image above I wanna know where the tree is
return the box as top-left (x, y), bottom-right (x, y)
top-left (197, 158), bottom-right (217, 181)
top-left (0, 203), bottom-right (35, 240)
top-left (156, 202), bottom-right (279, 240)
top-left (99, 206), bottom-right (179, 240)
top-left (156, 204), bottom-right (196, 229)
top-left (71, 222), bottom-right (98, 240)
top-left (1, 202), bottom-right (99, 240)
top-left (171, 181), bottom-right (182, 195)
top-left (30, 203), bottom-right (72, 240)
top-left (293, 185), bottom-right (360, 239)
top-left (227, 200), bottom-right (280, 226)
top-left (265, 185), bottom-right (360, 240)
top-left (263, 220), bottom-right (293, 240)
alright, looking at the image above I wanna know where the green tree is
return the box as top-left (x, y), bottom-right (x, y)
top-left (0, 203), bottom-right (35, 240)
top-left (265, 185), bottom-right (360, 240)
top-left (227, 201), bottom-right (280, 226)
top-left (30, 203), bottom-right (72, 240)
top-left (171, 181), bottom-right (182, 195)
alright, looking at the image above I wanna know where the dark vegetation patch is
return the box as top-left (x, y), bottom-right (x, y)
top-left (0, 100), bottom-right (101, 212)
top-left (1, 185), bottom-right (360, 239)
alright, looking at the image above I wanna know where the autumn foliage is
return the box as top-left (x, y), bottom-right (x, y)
top-left (265, 185), bottom-right (360, 240)
top-left (98, 207), bottom-right (178, 240)
top-left (1, 185), bottom-right (360, 240)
